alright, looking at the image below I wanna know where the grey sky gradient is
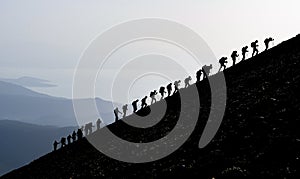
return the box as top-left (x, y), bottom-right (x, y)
top-left (0, 0), bottom-right (299, 102)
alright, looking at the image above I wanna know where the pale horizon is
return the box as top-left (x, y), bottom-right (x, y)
top-left (1, 0), bottom-right (300, 103)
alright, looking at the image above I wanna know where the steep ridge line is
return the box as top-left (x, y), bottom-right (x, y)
top-left (2, 34), bottom-right (300, 178)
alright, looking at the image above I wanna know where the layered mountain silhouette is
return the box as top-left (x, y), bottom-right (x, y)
top-left (2, 34), bottom-right (300, 178)
top-left (0, 120), bottom-right (77, 176)
top-left (0, 81), bottom-right (116, 127)
top-left (0, 76), bottom-right (56, 88)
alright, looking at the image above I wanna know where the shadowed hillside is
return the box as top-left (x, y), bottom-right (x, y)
top-left (2, 34), bottom-right (300, 178)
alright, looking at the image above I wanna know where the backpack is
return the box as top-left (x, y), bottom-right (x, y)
top-left (150, 91), bottom-right (154, 97)
top-left (251, 42), bottom-right (256, 47)
top-left (159, 87), bottom-right (164, 92)
top-left (219, 58), bottom-right (224, 64)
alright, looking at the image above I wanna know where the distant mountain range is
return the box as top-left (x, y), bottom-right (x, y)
top-left (0, 80), bottom-right (117, 127)
top-left (0, 120), bottom-right (77, 176)
top-left (0, 80), bottom-right (119, 176)
top-left (0, 76), bottom-right (56, 87)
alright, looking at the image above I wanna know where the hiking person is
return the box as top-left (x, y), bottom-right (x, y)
top-left (83, 122), bottom-right (93, 136)
top-left (159, 86), bottom-right (166, 100)
top-left (67, 135), bottom-right (72, 145)
top-left (196, 69), bottom-right (203, 82)
top-left (96, 118), bottom-right (101, 130)
top-left (141, 96), bottom-right (148, 108)
top-left (241, 46), bottom-right (248, 61)
top-left (202, 64), bottom-right (213, 79)
top-left (60, 137), bottom-right (66, 148)
top-left (84, 124), bottom-right (88, 136)
top-left (218, 57), bottom-right (228, 72)
top-left (173, 80), bottom-right (181, 94)
top-left (114, 107), bottom-right (122, 122)
top-left (167, 83), bottom-right (172, 96)
top-left (53, 140), bottom-right (60, 151)
top-left (132, 99), bottom-right (139, 113)
top-left (150, 90), bottom-right (158, 104)
top-left (77, 128), bottom-right (83, 140)
top-left (72, 130), bottom-right (77, 142)
top-left (184, 76), bottom-right (192, 88)
top-left (251, 40), bottom-right (259, 57)
top-left (231, 51), bottom-right (239, 66)
top-left (264, 37), bottom-right (274, 51)
top-left (122, 104), bottom-right (128, 118)
top-left (86, 122), bottom-right (93, 135)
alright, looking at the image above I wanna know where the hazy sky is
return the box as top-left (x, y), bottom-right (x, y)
top-left (0, 0), bottom-right (299, 103)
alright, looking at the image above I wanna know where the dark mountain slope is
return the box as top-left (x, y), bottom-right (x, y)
top-left (2, 34), bottom-right (300, 178)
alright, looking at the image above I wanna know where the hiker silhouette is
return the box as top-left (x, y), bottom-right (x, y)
top-left (196, 69), bottom-right (203, 82)
top-left (242, 46), bottom-right (249, 61)
top-left (84, 125), bottom-right (88, 136)
top-left (173, 80), bottom-right (181, 94)
top-left (159, 86), bottom-right (166, 100)
top-left (141, 96), bottom-right (148, 108)
top-left (96, 118), bottom-right (101, 130)
top-left (53, 140), bottom-right (60, 151)
top-left (67, 135), bottom-right (72, 145)
top-left (167, 83), bottom-right (172, 96)
top-left (77, 128), bottom-right (83, 140)
top-left (60, 137), bottom-right (66, 148)
top-left (132, 99), bottom-right (139, 113)
top-left (251, 40), bottom-right (259, 57)
top-left (202, 64), bottom-right (213, 79)
top-left (264, 37), bottom-right (274, 51)
top-left (84, 122), bottom-right (93, 136)
top-left (184, 76), bottom-right (192, 88)
top-left (218, 57), bottom-right (228, 72)
top-left (122, 104), bottom-right (128, 118)
top-left (72, 130), bottom-right (77, 142)
top-left (150, 90), bottom-right (158, 104)
top-left (114, 107), bottom-right (122, 121)
top-left (231, 51), bottom-right (239, 66)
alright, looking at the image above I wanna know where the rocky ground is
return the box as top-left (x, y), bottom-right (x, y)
top-left (2, 34), bottom-right (300, 178)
